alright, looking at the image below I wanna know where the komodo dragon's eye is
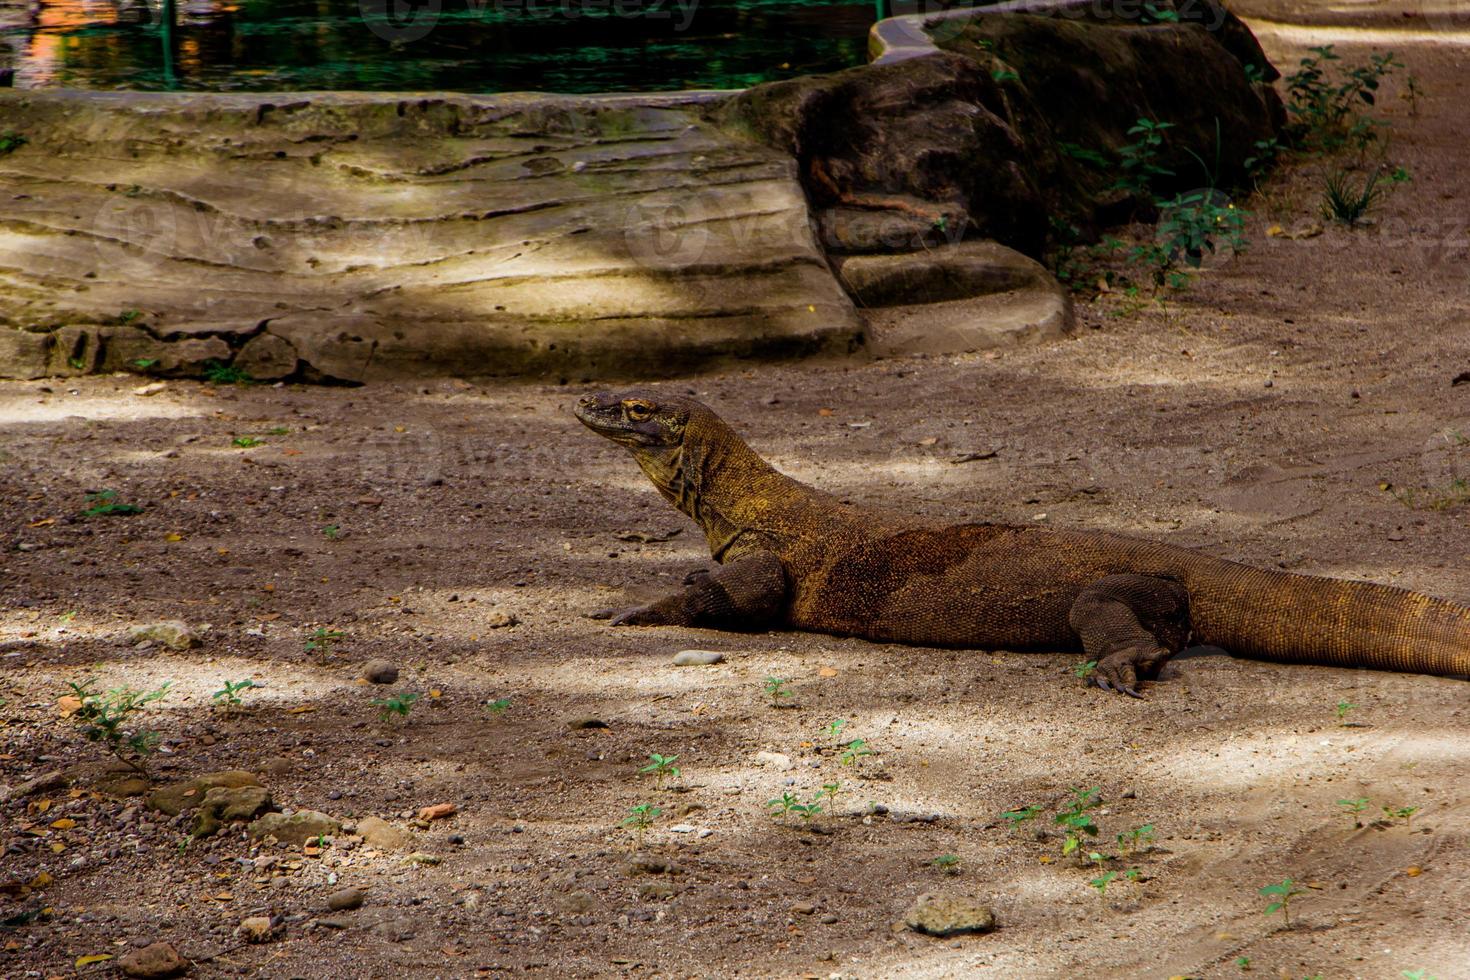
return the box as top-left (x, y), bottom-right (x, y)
top-left (623, 400), bottom-right (655, 422)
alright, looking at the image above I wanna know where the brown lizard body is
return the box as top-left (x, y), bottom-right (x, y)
top-left (574, 390), bottom-right (1470, 695)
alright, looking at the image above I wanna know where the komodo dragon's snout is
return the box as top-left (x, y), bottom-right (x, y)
top-left (573, 390), bottom-right (694, 449)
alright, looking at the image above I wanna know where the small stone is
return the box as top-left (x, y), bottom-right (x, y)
top-left (237, 916), bottom-right (275, 943)
top-left (193, 785), bottom-right (273, 837)
top-left (819, 913), bottom-right (839, 924)
top-left (325, 887), bottom-right (365, 911)
top-left (792, 902), bottom-right (817, 915)
top-left (247, 809), bottom-right (341, 846)
top-left (754, 751), bottom-right (793, 771)
top-left (258, 757), bottom-right (294, 776)
top-left (668, 824), bottom-right (697, 833)
top-left (404, 851), bottom-right (442, 866)
top-left (118, 942), bottom-right (187, 978)
top-left (316, 915), bottom-right (354, 930)
top-left (127, 621), bottom-right (200, 650)
top-left (672, 649), bottom-right (724, 666)
top-left (637, 882), bottom-right (675, 901)
top-left (132, 382), bottom-right (168, 397)
top-left (902, 892), bottom-right (997, 937)
top-left (357, 816), bottom-right (410, 851)
top-left (147, 771), bottom-right (261, 816)
top-left (566, 717), bottom-right (609, 730)
top-left (623, 856), bottom-right (677, 876)
top-left (362, 660), bottom-right (399, 685)
top-left (484, 612), bottom-right (519, 629)
top-left (417, 803), bottom-right (456, 821)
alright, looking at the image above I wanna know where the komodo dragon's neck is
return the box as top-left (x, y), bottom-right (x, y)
top-left (635, 426), bottom-right (829, 563)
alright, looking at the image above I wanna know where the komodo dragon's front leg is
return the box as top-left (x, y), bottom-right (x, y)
top-left (595, 551), bottom-right (788, 631)
top-left (1068, 574), bottom-right (1192, 697)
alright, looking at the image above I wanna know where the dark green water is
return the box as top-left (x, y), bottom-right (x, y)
top-left (3, 0), bottom-right (882, 92)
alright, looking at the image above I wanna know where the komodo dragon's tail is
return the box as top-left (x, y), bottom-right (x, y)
top-left (1187, 562), bottom-right (1470, 678)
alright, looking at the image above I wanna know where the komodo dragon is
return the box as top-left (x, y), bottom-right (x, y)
top-left (573, 390), bottom-right (1470, 695)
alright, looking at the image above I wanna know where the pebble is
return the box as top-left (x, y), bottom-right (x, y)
top-left (404, 851), bottom-right (442, 865)
top-left (127, 621), bottom-right (200, 650)
top-left (902, 892), bottom-right (996, 937)
top-left (668, 824), bottom-right (697, 834)
top-left (672, 649), bottom-right (724, 666)
top-left (325, 887), bottom-right (365, 911)
top-left (754, 751), bottom-right (794, 771)
top-left (117, 941), bottom-right (187, 978)
top-left (362, 660), bottom-right (399, 685)
top-left (236, 916), bottom-right (275, 943)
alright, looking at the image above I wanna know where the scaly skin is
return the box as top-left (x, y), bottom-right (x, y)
top-left (574, 390), bottom-right (1470, 696)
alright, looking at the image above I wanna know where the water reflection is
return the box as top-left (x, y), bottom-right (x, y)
top-left (0, 0), bottom-right (876, 92)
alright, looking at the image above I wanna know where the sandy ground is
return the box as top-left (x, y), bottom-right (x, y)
top-left (3, 21), bottom-right (1470, 980)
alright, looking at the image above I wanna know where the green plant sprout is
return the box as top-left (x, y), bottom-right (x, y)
top-left (484, 697), bottom-right (511, 717)
top-left (1089, 870), bottom-right (1118, 895)
top-left (932, 854), bottom-right (961, 875)
top-left (212, 678), bottom-right (258, 709)
top-left (825, 719), bottom-right (847, 740)
top-left (767, 792), bottom-right (822, 827)
top-left (232, 436), bottom-right (265, 449)
top-left (305, 628), bottom-right (344, 654)
top-left (371, 692), bottom-right (420, 721)
top-left (1055, 787), bottom-right (1102, 862)
top-left (1337, 797), bottom-right (1370, 829)
top-left (1322, 169), bottom-right (1387, 225)
top-left (80, 489), bottom-right (143, 517)
top-left (264, 427), bottom-right (290, 436)
top-left (840, 738), bottom-right (873, 767)
top-left (0, 131), bottom-right (27, 155)
top-left (1383, 805), bottom-right (1419, 829)
top-left (66, 679), bottom-right (171, 772)
top-left (133, 358), bottom-right (159, 370)
top-left (1117, 824), bottom-right (1155, 856)
top-left (203, 360), bottom-right (252, 385)
top-left (820, 781), bottom-right (843, 812)
top-left (622, 803), bottom-right (660, 848)
top-left (992, 68), bottom-right (1019, 84)
top-left (1002, 804), bottom-right (1044, 832)
top-left (1073, 659), bottom-right (1099, 681)
top-left (1260, 878), bottom-right (1306, 928)
top-left (1111, 118), bottom-right (1175, 197)
top-left (763, 676), bottom-right (792, 705)
top-left (322, 525), bottom-right (342, 539)
top-left (1402, 970), bottom-right (1437, 980)
top-left (1284, 45), bottom-right (1401, 152)
top-left (117, 309), bottom-right (143, 324)
top-left (638, 753), bottom-right (681, 791)
top-left (1335, 699), bottom-right (1358, 723)
top-left (1236, 956), bottom-right (1252, 971)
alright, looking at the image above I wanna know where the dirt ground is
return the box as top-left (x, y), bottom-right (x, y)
top-left (3, 22), bottom-right (1470, 980)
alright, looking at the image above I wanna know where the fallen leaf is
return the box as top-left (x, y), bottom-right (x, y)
top-left (817, 408), bottom-right (834, 417)
top-left (1266, 223), bottom-right (1284, 237)
top-left (302, 846), bottom-right (322, 857)
top-left (75, 954), bottom-right (113, 967)
top-left (282, 448), bottom-right (302, 456)
top-left (50, 842), bottom-right (66, 854)
top-left (429, 689), bottom-right (442, 699)
top-left (56, 696), bottom-right (82, 718)
top-left (49, 818), bottom-right (75, 830)
top-left (917, 437), bottom-right (938, 447)
top-left (818, 667), bottom-right (838, 678)
top-left (28, 518), bottom-right (55, 528)
top-left (1405, 866), bottom-right (1422, 877)
top-left (29, 799), bottom-right (52, 814)
top-left (164, 532), bottom-right (183, 542)
top-left (288, 706), bottom-right (315, 714)
top-left (212, 891), bottom-right (234, 901)
top-left (30, 871), bottom-right (52, 889)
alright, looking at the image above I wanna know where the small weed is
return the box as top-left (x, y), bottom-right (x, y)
top-left (825, 719), bottom-right (847, 741)
top-left (484, 696), bottom-right (511, 717)
top-left (638, 753), bottom-right (681, 791)
top-left (1260, 878), bottom-right (1306, 928)
top-left (1383, 805), bottom-right (1419, 829)
top-left (232, 436), bottom-right (265, 449)
top-left (763, 676), bottom-right (792, 705)
top-left (305, 628), bottom-right (344, 654)
top-left (203, 360), bottom-right (252, 385)
top-left (133, 358), bottom-right (159, 370)
top-left (68, 356), bottom-right (86, 370)
top-left (991, 69), bottom-right (1019, 84)
top-left (66, 679), bottom-right (171, 773)
top-left (820, 781), bottom-right (843, 812)
top-left (371, 692), bottom-right (420, 721)
top-left (1335, 699), bottom-right (1358, 723)
top-left (1055, 786), bottom-right (1102, 862)
top-left (1402, 971), bottom-right (1437, 980)
top-left (1001, 804), bottom-right (1043, 832)
top-left (1140, 2), bottom-right (1179, 22)
top-left (1111, 118), bottom-right (1176, 197)
top-left (932, 853), bottom-right (961, 875)
top-left (1073, 659), bottom-right (1099, 681)
top-left (1322, 168), bottom-right (1386, 225)
top-left (767, 792), bottom-right (823, 827)
top-left (622, 803), bottom-right (660, 848)
top-left (1116, 823), bottom-right (1155, 856)
top-left (1089, 870), bottom-right (1118, 895)
top-left (117, 309), bottom-right (143, 324)
top-left (1243, 138), bottom-right (1281, 184)
top-left (264, 426), bottom-right (290, 436)
top-left (212, 678), bottom-right (258, 709)
top-left (80, 489), bottom-right (143, 518)
top-left (1236, 956), bottom-right (1252, 971)
top-left (322, 525), bottom-right (342, 539)
top-left (1337, 797), bottom-right (1370, 829)
top-left (1285, 45), bottom-right (1401, 152)
top-left (839, 738), bottom-right (873, 767)
top-left (1059, 142), bottom-right (1111, 169)
top-left (0, 131), bottom-right (27, 155)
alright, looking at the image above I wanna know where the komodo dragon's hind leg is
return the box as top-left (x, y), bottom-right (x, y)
top-left (592, 551), bottom-right (788, 631)
top-left (1068, 574), bottom-right (1192, 698)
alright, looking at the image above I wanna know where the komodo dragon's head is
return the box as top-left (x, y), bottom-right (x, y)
top-left (573, 389), bottom-right (764, 522)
